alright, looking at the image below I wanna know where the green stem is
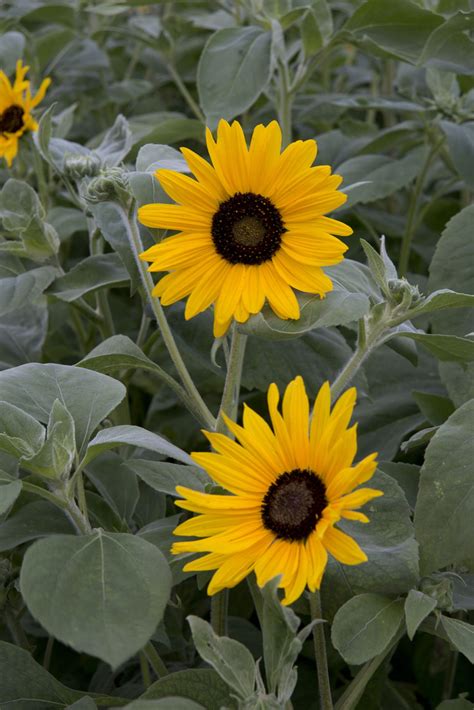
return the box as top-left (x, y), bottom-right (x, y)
top-left (123, 204), bottom-right (215, 429)
top-left (398, 137), bottom-right (444, 276)
top-left (309, 591), bottom-right (333, 710)
top-left (76, 473), bottom-right (91, 529)
top-left (136, 312), bottom-right (151, 348)
top-left (277, 59), bottom-right (294, 148)
top-left (88, 222), bottom-right (115, 339)
top-left (5, 608), bottom-right (30, 650)
top-left (30, 137), bottom-right (49, 209)
top-left (139, 651), bottom-right (152, 688)
top-left (211, 328), bottom-right (248, 635)
top-left (43, 636), bottom-right (54, 670)
top-left (67, 499), bottom-right (92, 534)
top-left (331, 319), bottom-right (371, 400)
top-left (216, 326), bottom-right (248, 433)
top-left (165, 58), bottom-right (205, 123)
top-left (211, 589), bottom-right (229, 637)
top-left (443, 648), bottom-right (459, 700)
top-left (144, 641), bottom-right (169, 678)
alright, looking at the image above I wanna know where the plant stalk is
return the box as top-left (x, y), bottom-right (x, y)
top-left (216, 325), bottom-right (248, 433)
top-left (398, 137), bottom-right (444, 276)
top-left (309, 591), bottom-right (333, 710)
top-left (123, 204), bottom-right (215, 429)
top-left (144, 641), bottom-right (169, 678)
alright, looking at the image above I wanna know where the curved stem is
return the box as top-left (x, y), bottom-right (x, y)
top-left (123, 204), bottom-right (215, 429)
top-left (398, 137), bottom-right (444, 276)
top-left (164, 58), bottom-right (205, 124)
top-left (309, 590), bottom-right (333, 710)
top-left (331, 319), bottom-right (370, 399)
top-left (144, 640), bottom-right (169, 678)
top-left (211, 589), bottom-right (229, 638)
top-left (216, 326), bottom-right (248, 433)
top-left (277, 59), bottom-right (294, 148)
top-left (211, 327), bottom-right (248, 635)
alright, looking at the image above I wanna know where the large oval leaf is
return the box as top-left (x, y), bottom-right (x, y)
top-left (20, 531), bottom-right (172, 669)
top-left (197, 26), bottom-right (272, 126)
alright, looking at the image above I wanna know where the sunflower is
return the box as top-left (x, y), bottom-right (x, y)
top-left (0, 60), bottom-right (50, 167)
top-left (172, 377), bottom-right (382, 605)
top-left (138, 120), bottom-right (352, 337)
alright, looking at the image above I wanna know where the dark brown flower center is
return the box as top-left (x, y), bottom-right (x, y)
top-left (0, 105), bottom-right (24, 134)
top-left (261, 469), bottom-right (328, 541)
top-left (211, 192), bottom-right (285, 265)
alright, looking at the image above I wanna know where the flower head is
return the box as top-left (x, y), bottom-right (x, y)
top-left (138, 120), bottom-right (352, 337)
top-left (0, 60), bottom-right (51, 167)
top-left (172, 377), bottom-right (382, 605)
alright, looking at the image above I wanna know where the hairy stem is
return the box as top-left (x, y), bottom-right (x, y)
top-left (398, 137), bottom-right (444, 276)
top-left (309, 591), bottom-right (333, 710)
top-left (216, 326), bottom-right (248, 433)
top-left (144, 641), bottom-right (169, 678)
top-left (123, 204), bottom-right (215, 429)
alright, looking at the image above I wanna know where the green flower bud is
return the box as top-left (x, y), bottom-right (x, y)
top-left (83, 167), bottom-right (132, 206)
top-left (420, 576), bottom-right (454, 612)
top-left (387, 277), bottom-right (422, 309)
top-left (64, 153), bottom-right (102, 180)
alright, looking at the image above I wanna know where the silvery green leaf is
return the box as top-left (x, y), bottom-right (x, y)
top-left (187, 615), bottom-right (256, 700)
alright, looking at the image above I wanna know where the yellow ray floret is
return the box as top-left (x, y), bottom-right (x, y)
top-left (0, 60), bottom-right (51, 167)
top-left (172, 376), bottom-right (382, 605)
top-left (138, 119), bottom-right (352, 337)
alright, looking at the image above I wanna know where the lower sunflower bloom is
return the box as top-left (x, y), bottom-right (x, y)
top-left (172, 376), bottom-right (382, 605)
top-left (138, 119), bottom-right (352, 337)
top-left (0, 60), bottom-right (50, 167)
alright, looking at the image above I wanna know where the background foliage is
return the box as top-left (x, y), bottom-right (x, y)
top-left (0, 0), bottom-right (473, 708)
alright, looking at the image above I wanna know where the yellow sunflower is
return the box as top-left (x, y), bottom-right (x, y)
top-left (172, 376), bottom-right (382, 605)
top-left (138, 120), bottom-right (352, 337)
top-left (0, 60), bottom-right (51, 167)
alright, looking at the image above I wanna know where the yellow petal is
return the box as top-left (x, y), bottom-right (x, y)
top-left (180, 146), bottom-right (228, 201)
top-left (260, 262), bottom-right (300, 320)
top-left (138, 203), bottom-right (211, 230)
top-left (323, 526), bottom-right (367, 564)
top-left (306, 532), bottom-right (328, 591)
top-left (282, 376), bottom-right (310, 468)
top-left (203, 430), bottom-right (276, 484)
top-left (247, 121), bottom-right (282, 195)
top-left (191, 451), bottom-right (269, 496)
top-left (156, 169), bottom-right (218, 212)
top-left (282, 542), bottom-right (308, 605)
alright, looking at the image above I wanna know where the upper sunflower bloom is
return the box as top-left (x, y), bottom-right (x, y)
top-left (138, 120), bottom-right (352, 337)
top-left (0, 60), bottom-right (51, 167)
top-left (172, 376), bottom-right (382, 605)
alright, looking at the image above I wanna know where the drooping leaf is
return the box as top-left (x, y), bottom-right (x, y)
top-left (48, 254), bottom-right (129, 302)
top-left (404, 589), bottom-right (437, 640)
top-left (440, 616), bottom-right (474, 664)
top-left (82, 425), bottom-right (193, 467)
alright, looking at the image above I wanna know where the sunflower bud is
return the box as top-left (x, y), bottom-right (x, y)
top-left (387, 278), bottom-right (422, 310)
top-left (420, 576), bottom-right (454, 612)
top-left (64, 153), bottom-right (102, 180)
top-left (83, 167), bottom-right (132, 206)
